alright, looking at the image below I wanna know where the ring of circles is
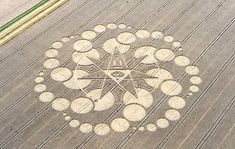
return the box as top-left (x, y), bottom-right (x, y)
top-left (34, 23), bottom-right (202, 135)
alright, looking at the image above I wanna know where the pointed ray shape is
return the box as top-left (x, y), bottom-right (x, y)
top-left (130, 70), bottom-right (159, 80)
top-left (119, 75), bottom-right (138, 98)
top-left (100, 78), bottom-right (117, 98)
top-left (81, 70), bottom-right (107, 80)
top-left (109, 48), bottom-right (127, 70)
top-left (87, 56), bottom-right (105, 69)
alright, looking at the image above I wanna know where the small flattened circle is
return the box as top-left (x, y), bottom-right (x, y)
top-left (34, 84), bottom-right (46, 92)
top-left (117, 32), bottom-right (136, 44)
top-left (151, 31), bottom-right (163, 39)
top-left (188, 92), bottom-right (193, 96)
top-left (155, 49), bottom-right (175, 61)
top-left (111, 118), bottom-right (130, 132)
top-left (52, 98), bottom-right (70, 111)
top-left (73, 40), bottom-right (92, 52)
top-left (45, 49), bottom-right (58, 58)
top-left (80, 123), bottom-right (93, 133)
top-left (93, 24), bottom-right (106, 33)
top-left (39, 92), bottom-right (54, 102)
top-left (164, 35), bottom-right (174, 42)
top-left (118, 23), bottom-right (126, 29)
top-left (43, 59), bottom-right (60, 69)
top-left (82, 31), bottom-right (96, 40)
top-left (146, 123), bottom-right (157, 132)
top-left (34, 77), bottom-right (44, 83)
top-left (65, 116), bottom-right (71, 121)
top-left (172, 41), bottom-right (181, 47)
top-left (38, 72), bottom-right (44, 76)
top-left (165, 109), bottom-right (181, 121)
top-left (61, 37), bottom-right (70, 42)
top-left (189, 85), bottom-right (199, 92)
top-left (94, 123), bottom-right (110, 136)
top-left (156, 118), bottom-right (169, 128)
top-left (52, 41), bottom-right (63, 49)
top-left (135, 30), bottom-right (150, 39)
top-left (190, 76), bottom-right (202, 85)
top-left (174, 56), bottom-right (190, 66)
top-left (138, 127), bottom-right (145, 131)
top-left (168, 96), bottom-right (186, 109)
top-left (69, 120), bottom-right (80, 128)
top-left (185, 65), bottom-right (200, 75)
top-left (107, 23), bottom-right (117, 29)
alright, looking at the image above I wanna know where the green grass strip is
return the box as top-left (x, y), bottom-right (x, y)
top-left (0, 0), bottom-right (49, 32)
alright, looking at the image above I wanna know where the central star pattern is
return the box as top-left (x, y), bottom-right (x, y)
top-left (82, 47), bottom-right (159, 101)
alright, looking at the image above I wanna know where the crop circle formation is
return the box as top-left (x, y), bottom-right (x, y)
top-left (34, 23), bottom-right (202, 135)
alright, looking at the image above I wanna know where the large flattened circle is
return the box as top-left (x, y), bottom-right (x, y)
top-left (34, 84), bottom-right (46, 92)
top-left (134, 46), bottom-right (158, 64)
top-left (117, 32), bottom-right (136, 44)
top-left (185, 65), bottom-right (200, 75)
top-left (39, 92), bottom-right (54, 102)
top-left (111, 118), bottom-right (130, 132)
top-left (80, 123), bottom-right (93, 133)
top-left (70, 97), bottom-right (94, 114)
top-left (52, 98), bottom-right (70, 111)
top-left (160, 80), bottom-right (182, 96)
top-left (93, 25), bottom-right (106, 33)
top-left (168, 96), bottom-right (186, 109)
top-left (43, 59), bottom-right (60, 69)
top-left (156, 118), bottom-right (169, 128)
top-left (45, 49), bottom-right (58, 58)
top-left (123, 104), bottom-right (146, 122)
top-left (103, 38), bottom-right (130, 54)
top-left (135, 30), bottom-right (150, 39)
top-left (94, 123), bottom-right (110, 136)
top-left (123, 88), bottom-right (153, 108)
top-left (190, 76), bottom-right (202, 84)
top-left (174, 56), bottom-right (190, 66)
top-left (50, 67), bottom-right (72, 82)
top-left (86, 89), bottom-right (115, 111)
top-left (73, 40), bottom-right (92, 52)
top-left (165, 109), bottom-right (181, 121)
top-left (82, 31), bottom-right (96, 40)
top-left (155, 49), bottom-right (175, 61)
top-left (69, 120), bottom-right (80, 128)
top-left (72, 49), bottom-right (100, 65)
top-left (63, 70), bottom-right (91, 89)
top-left (145, 68), bottom-right (173, 88)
